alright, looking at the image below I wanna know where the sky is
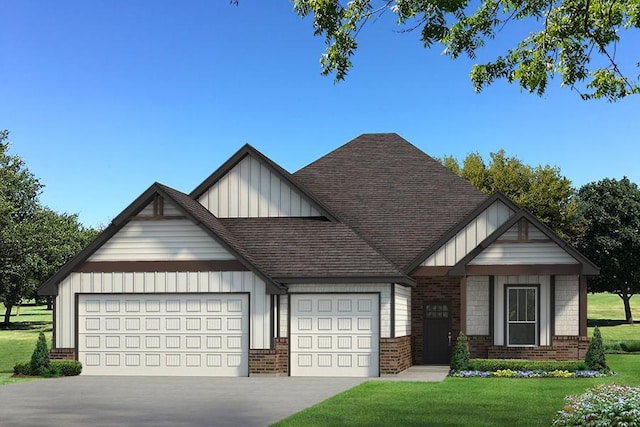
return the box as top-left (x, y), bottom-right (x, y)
top-left (1, 1), bottom-right (639, 228)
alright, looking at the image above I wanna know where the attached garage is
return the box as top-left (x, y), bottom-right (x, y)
top-left (78, 293), bottom-right (249, 376)
top-left (290, 294), bottom-right (379, 377)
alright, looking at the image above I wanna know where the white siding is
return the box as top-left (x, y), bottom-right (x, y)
top-left (394, 284), bottom-right (411, 337)
top-left (555, 275), bottom-right (579, 336)
top-left (198, 155), bottom-right (322, 218)
top-left (279, 295), bottom-right (288, 338)
top-left (55, 271), bottom-right (271, 350)
top-left (287, 284), bottom-right (392, 338)
top-left (493, 275), bottom-right (551, 346)
top-left (469, 242), bottom-right (579, 265)
top-left (88, 220), bottom-right (235, 261)
top-left (466, 276), bottom-right (489, 335)
top-left (499, 221), bottom-right (548, 240)
top-left (422, 200), bottom-right (514, 266)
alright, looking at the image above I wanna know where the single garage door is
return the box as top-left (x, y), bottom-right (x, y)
top-left (78, 294), bottom-right (249, 376)
top-left (290, 294), bottom-right (379, 377)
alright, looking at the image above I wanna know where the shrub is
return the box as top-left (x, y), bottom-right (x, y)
top-left (13, 362), bottom-right (32, 376)
top-left (50, 360), bottom-right (82, 376)
top-left (30, 331), bottom-right (50, 376)
top-left (585, 326), bottom-right (608, 371)
top-left (620, 341), bottom-right (640, 353)
top-left (468, 359), bottom-right (587, 372)
top-left (450, 332), bottom-right (470, 371)
top-left (552, 384), bottom-right (640, 426)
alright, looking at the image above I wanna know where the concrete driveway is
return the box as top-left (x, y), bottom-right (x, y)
top-left (0, 376), bottom-right (366, 427)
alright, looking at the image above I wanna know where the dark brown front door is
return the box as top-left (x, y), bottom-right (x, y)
top-left (423, 302), bottom-right (452, 364)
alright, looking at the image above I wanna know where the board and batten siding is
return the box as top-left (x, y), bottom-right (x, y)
top-left (88, 219), bottom-right (235, 262)
top-left (493, 275), bottom-right (551, 346)
top-left (279, 295), bottom-right (288, 337)
top-left (466, 276), bottom-right (490, 335)
top-left (468, 242), bottom-right (579, 265)
top-left (54, 271), bottom-right (271, 350)
top-left (422, 200), bottom-right (514, 266)
top-left (394, 284), bottom-right (411, 337)
top-left (555, 275), bottom-right (579, 335)
top-left (197, 155), bottom-right (322, 218)
top-left (286, 284), bottom-right (392, 338)
top-left (137, 199), bottom-right (183, 217)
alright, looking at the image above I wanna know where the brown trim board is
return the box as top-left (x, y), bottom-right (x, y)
top-left (73, 260), bottom-right (250, 273)
top-left (463, 264), bottom-right (583, 276)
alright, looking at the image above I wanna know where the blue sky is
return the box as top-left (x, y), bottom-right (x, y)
top-left (2, 1), bottom-right (639, 228)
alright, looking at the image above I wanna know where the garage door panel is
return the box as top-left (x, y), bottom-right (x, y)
top-left (291, 294), bottom-right (379, 377)
top-left (78, 294), bottom-right (248, 376)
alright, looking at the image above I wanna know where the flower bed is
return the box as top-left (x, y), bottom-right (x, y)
top-left (450, 369), bottom-right (611, 378)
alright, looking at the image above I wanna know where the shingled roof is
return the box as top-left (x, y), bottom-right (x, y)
top-left (293, 133), bottom-right (488, 270)
top-left (221, 218), bottom-right (413, 285)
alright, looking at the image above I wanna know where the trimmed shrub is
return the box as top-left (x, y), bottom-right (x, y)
top-left (13, 362), bottom-right (32, 376)
top-left (30, 331), bottom-right (50, 376)
top-left (50, 360), bottom-right (82, 376)
top-left (585, 326), bottom-right (608, 371)
top-left (620, 341), bottom-right (640, 353)
top-left (468, 359), bottom-right (587, 372)
top-left (450, 332), bottom-right (470, 371)
top-left (552, 384), bottom-right (640, 426)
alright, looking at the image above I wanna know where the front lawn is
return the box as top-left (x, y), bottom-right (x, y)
top-left (0, 303), bottom-right (53, 385)
top-left (587, 292), bottom-right (639, 343)
top-left (273, 354), bottom-right (640, 427)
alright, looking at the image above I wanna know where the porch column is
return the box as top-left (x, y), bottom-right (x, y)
top-left (579, 275), bottom-right (587, 336)
top-left (460, 276), bottom-right (467, 335)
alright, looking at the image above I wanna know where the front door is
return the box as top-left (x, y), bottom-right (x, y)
top-left (423, 302), bottom-right (452, 364)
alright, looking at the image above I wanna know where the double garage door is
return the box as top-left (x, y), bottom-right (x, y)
top-left (78, 294), bottom-right (248, 376)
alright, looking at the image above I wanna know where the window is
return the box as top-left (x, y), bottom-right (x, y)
top-left (507, 287), bottom-right (537, 346)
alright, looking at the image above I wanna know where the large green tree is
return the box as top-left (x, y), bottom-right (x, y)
top-left (0, 131), bottom-right (97, 326)
top-left (290, 0), bottom-right (640, 101)
top-left (441, 150), bottom-right (579, 239)
top-left (576, 177), bottom-right (640, 324)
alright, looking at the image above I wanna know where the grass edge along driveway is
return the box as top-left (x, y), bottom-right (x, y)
top-left (272, 354), bottom-right (640, 427)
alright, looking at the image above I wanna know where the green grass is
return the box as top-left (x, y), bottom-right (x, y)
top-left (0, 303), bottom-right (53, 385)
top-left (273, 354), bottom-right (640, 427)
top-left (587, 293), bottom-right (639, 342)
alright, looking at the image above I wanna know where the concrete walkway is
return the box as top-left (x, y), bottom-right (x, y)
top-left (379, 365), bottom-right (450, 382)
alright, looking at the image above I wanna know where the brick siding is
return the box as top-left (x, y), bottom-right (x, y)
top-left (380, 336), bottom-right (412, 374)
top-left (248, 338), bottom-right (289, 375)
top-left (49, 348), bottom-right (76, 360)
top-left (487, 336), bottom-right (589, 360)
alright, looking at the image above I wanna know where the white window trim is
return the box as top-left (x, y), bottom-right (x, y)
top-left (506, 285), bottom-right (539, 347)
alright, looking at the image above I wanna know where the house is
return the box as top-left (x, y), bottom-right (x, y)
top-left (39, 133), bottom-right (598, 377)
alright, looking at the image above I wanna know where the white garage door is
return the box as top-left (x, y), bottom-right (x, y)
top-left (290, 294), bottom-right (379, 377)
top-left (78, 294), bottom-right (249, 376)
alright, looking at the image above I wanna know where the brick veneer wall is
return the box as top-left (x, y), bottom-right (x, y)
top-left (248, 338), bottom-right (289, 375)
top-left (488, 336), bottom-right (589, 360)
top-left (49, 348), bottom-right (76, 360)
top-left (380, 336), bottom-right (412, 374)
top-left (467, 335), bottom-right (493, 359)
top-left (412, 277), bottom-right (461, 364)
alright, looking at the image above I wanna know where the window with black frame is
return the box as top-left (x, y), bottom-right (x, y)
top-left (507, 287), bottom-right (537, 346)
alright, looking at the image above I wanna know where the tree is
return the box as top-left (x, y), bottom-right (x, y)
top-left (440, 149), bottom-right (579, 240)
top-left (290, 0), bottom-right (640, 101)
top-left (576, 177), bottom-right (640, 324)
top-left (0, 131), bottom-right (97, 326)
top-left (0, 131), bottom-right (42, 326)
